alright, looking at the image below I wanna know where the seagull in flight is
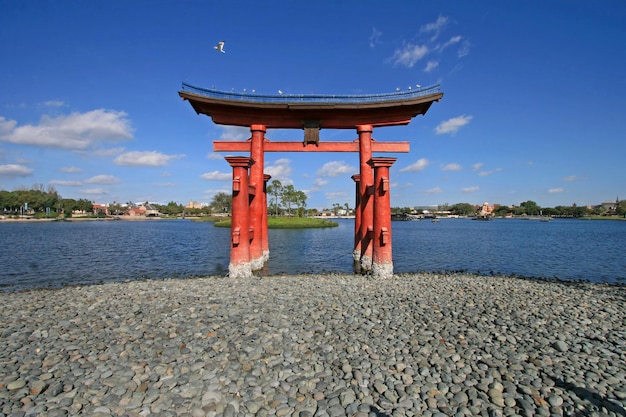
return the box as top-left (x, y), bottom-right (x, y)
top-left (214, 41), bottom-right (225, 53)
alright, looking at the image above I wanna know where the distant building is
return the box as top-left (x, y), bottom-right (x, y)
top-left (92, 203), bottom-right (108, 215)
top-left (127, 204), bottom-right (160, 217)
top-left (599, 197), bottom-right (620, 214)
top-left (144, 204), bottom-right (160, 217)
top-left (186, 200), bottom-right (202, 209)
top-left (476, 201), bottom-right (495, 217)
top-left (127, 206), bottom-right (146, 216)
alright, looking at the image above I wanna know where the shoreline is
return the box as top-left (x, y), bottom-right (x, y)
top-left (1, 272), bottom-right (625, 416)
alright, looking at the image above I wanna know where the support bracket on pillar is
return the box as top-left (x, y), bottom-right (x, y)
top-left (367, 225), bottom-right (374, 238)
top-left (233, 176), bottom-right (241, 192)
top-left (380, 227), bottom-right (389, 246)
top-left (382, 177), bottom-right (390, 192)
top-left (232, 227), bottom-right (241, 246)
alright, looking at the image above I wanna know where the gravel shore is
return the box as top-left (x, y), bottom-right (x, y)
top-left (1, 273), bottom-right (625, 417)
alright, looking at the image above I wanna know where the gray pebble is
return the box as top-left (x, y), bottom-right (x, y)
top-left (0, 273), bottom-right (624, 417)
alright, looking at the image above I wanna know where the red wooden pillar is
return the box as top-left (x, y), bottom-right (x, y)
top-left (262, 173), bottom-right (271, 262)
top-left (358, 125), bottom-right (374, 271)
top-left (249, 124), bottom-right (266, 270)
top-left (351, 174), bottom-right (361, 262)
top-left (368, 157), bottom-right (396, 279)
top-left (225, 156), bottom-right (254, 278)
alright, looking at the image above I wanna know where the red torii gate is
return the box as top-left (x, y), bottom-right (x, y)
top-left (179, 84), bottom-right (443, 278)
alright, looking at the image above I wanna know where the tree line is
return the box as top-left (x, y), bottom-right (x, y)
top-left (393, 200), bottom-right (626, 218)
top-left (0, 185), bottom-right (94, 217)
top-left (0, 182), bottom-right (310, 218)
top-left (3, 185), bottom-right (622, 219)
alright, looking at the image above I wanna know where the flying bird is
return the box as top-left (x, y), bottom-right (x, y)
top-left (214, 41), bottom-right (225, 53)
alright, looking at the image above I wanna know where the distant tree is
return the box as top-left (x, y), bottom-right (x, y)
top-left (307, 208), bottom-right (319, 217)
top-left (267, 180), bottom-right (283, 216)
top-left (76, 199), bottom-right (94, 213)
top-left (542, 207), bottom-right (559, 216)
top-left (493, 205), bottom-right (511, 217)
top-left (108, 202), bottom-right (124, 216)
top-left (294, 190), bottom-right (307, 217)
top-left (520, 200), bottom-right (540, 216)
top-left (450, 203), bottom-right (475, 216)
top-left (281, 185), bottom-right (297, 215)
top-left (158, 201), bottom-right (184, 216)
top-left (210, 192), bottom-right (232, 214)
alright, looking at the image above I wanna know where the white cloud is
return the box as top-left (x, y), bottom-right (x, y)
top-left (391, 43), bottom-right (429, 68)
top-left (207, 152), bottom-right (224, 160)
top-left (42, 100), bottom-right (65, 107)
top-left (562, 175), bottom-right (579, 181)
top-left (458, 41), bottom-right (471, 58)
top-left (219, 126), bottom-right (249, 141)
top-left (472, 162), bottom-right (484, 171)
top-left (424, 61), bottom-right (439, 72)
top-left (203, 188), bottom-right (231, 196)
top-left (423, 187), bottom-right (443, 194)
top-left (113, 151), bottom-right (185, 167)
top-left (462, 186), bottom-right (479, 193)
top-left (200, 170), bottom-right (231, 181)
top-left (400, 158), bottom-right (429, 173)
top-left (420, 16), bottom-right (449, 40)
top-left (0, 110), bottom-right (134, 150)
top-left (80, 188), bottom-right (108, 195)
top-left (60, 166), bottom-right (82, 173)
top-left (478, 168), bottom-right (503, 177)
top-left (0, 117), bottom-right (17, 135)
top-left (0, 164), bottom-right (33, 177)
top-left (316, 161), bottom-right (356, 177)
top-left (84, 175), bottom-right (121, 185)
top-left (435, 115), bottom-right (473, 135)
top-left (325, 191), bottom-right (349, 201)
top-left (369, 27), bottom-right (382, 48)
top-left (548, 188), bottom-right (564, 194)
top-left (441, 163), bottom-right (462, 171)
top-left (50, 180), bottom-right (82, 186)
top-left (441, 35), bottom-right (462, 51)
top-left (265, 158), bottom-right (293, 184)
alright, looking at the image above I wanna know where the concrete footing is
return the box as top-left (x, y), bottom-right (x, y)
top-left (372, 262), bottom-right (394, 279)
top-left (229, 262), bottom-right (252, 278)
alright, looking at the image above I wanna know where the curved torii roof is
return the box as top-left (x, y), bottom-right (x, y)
top-left (179, 83), bottom-right (443, 129)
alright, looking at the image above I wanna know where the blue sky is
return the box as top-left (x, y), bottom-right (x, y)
top-left (1, 1), bottom-right (625, 210)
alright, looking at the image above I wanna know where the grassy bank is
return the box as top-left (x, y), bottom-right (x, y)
top-left (210, 216), bottom-right (338, 229)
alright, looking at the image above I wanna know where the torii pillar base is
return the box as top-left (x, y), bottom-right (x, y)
top-left (351, 174), bottom-right (361, 263)
top-left (368, 157), bottom-right (396, 279)
top-left (225, 156), bottom-right (254, 278)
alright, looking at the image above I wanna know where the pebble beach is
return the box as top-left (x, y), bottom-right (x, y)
top-left (1, 273), bottom-right (625, 417)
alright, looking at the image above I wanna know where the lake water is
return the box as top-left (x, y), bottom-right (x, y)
top-left (1, 218), bottom-right (624, 291)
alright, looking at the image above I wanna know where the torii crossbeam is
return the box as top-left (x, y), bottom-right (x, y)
top-left (179, 83), bottom-right (443, 278)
